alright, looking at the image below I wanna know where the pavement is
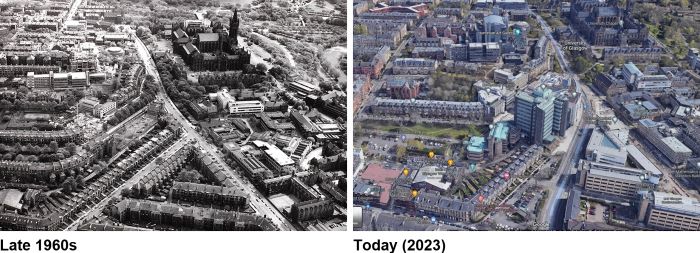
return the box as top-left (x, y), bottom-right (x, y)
top-left (531, 10), bottom-right (598, 230)
top-left (63, 0), bottom-right (82, 28)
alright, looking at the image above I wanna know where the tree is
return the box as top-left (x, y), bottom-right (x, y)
top-left (573, 56), bottom-right (592, 74)
top-left (76, 175), bottom-right (85, 188)
top-left (49, 141), bottom-right (59, 152)
top-left (353, 24), bottom-right (368, 35)
top-left (62, 177), bottom-right (75, 193)
top-left (660, 56), bottom-right (676, 67)
top-left (611, 56), bottom-right (625, 67)
top-left (396, 145), bottom-right (407, 161)
top-left (92, 162), bottom-right (106, 173)
top-left (121, 188), bottom-right (132, 197)
top-left (2, 153), bottom-right (13, 160)
top-left (17, 86), bottom-right (29, 94)
top-left (27, 155), bottom-right (39, 162)
top-left (594, 64), bottom-right (605, 73)
top-left (58, 148), bottom-right (71, 158)
top-left (407, 139), bottom-right (426, 151)
top-left (176, 170), bottom-right (203, 183)
top-left (66, 142), bottom-right (77, 155)
top-left (255, 63), bottom-right (267, 73)
top-left (136, 26), bottom-right (152, 39)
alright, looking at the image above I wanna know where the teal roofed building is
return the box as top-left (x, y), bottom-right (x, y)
top-left (489, 121), bottom-right (509, 141)
top-left (487, 121), bottom-right (510, 160)
top-left (466, 136), bottom-right (486, 161)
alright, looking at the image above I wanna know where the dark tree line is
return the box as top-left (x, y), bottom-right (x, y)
top-left (0, 89), bottom-right (85, 112)
top-left (0, 141), bottom-right (77, 162)
top-left (106, 77), bottom-right (158, 126)
top-left (154, 55), bottom-right (270, 107)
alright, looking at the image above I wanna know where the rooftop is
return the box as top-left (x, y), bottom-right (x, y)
top-left (583, 161), bottom-right (659, 185)
top-left (252, 140), bottom-right (295, 167)
top-left (489, 122), bottom-right (509, 141)
top-left (661, 137), bottom-right (692, 153)
top-left (360, 163), bottom-right (402, 205)
top-left (412, 166), bottom-right (452, 191)
top-left (197, 33), bottom-right (220, 42)
top-left (589, 168), bottom-right (643, 183)
top-left (639, 118), bottom-right (658, 128)
top-left (624, 62), bottom-right (643, 76)
top-left (484, 15), bottom-right (505, 25)
top-left (652, 191), bottom-right (700, 217)
top-left (625, 145), bottom-right (662, 176)
top-left (466, 136), bottom-right (486, 153)
top-left (0, 189), bottom-right (23, 210)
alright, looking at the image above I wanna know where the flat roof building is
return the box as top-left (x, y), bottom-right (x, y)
top-left (578, 161), bottom-right (658, 201)
top-left (287, 80), bottom-right (320, 96)
top-left (586, 129), bottom-right (627, 166)
top-left (358, 163), bottom-right (402, 206)
top-left (637, 119), bottom-right (692, 165)
top-left (411, 166), bottom-right (452, 193)
top-left (228, 100), bottom-right (264, 114)
top-left (626, 144), bottom-right (663, 177)
top-left (465, 136), bottom-right (486, 161)
top-left (252, 140), bottom-right (295, 171)
top-left (639, 191), bottom-right (700, 231)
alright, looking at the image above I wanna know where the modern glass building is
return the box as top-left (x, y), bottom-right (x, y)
top-left (515, 87), bottom-right (555, 145)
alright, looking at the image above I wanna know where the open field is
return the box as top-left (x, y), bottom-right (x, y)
top-left (363, 122), bottom-right (482, 139)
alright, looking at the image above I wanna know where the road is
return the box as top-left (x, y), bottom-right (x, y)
top-left (63, 0), bottom-right (83, 29)
top-left (629, 133), bottom-right (692, 198)
top-left (532, 10), bottom-right (598, 230)
top-left (64, 135), bottom-right (187, 231)
top-left (132, 34), bottom-right (296, 231)
top-left (354, 29), bottom-right (413, 119)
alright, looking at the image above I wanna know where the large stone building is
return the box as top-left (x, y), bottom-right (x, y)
top-left (371, 98), bottom-right (486, 121)
top-left (105, 199), bottom-right (275, 231)
top-left (173, 9), bottom-right (250, 72)
top-left (568, 0), bottom-right (648, 46)
top-left (170, 182), bottom-right (248, 210)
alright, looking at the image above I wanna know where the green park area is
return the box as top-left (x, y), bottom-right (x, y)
top-left (363, 122), bottom-right (482, 140)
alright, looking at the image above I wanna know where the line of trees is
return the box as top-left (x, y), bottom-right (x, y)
top-left (61, 175), bottom-right (85, 193)
top-left (155, 55), bottom-right (271, 110)
top-left (0, 88), bottom-right (85, 112)
top-left (0, 141), bottom-right (76, 162)
top-left (106, 77), bottom-right (158, 126)
top-left (198, 71), bottom-right (267, 88)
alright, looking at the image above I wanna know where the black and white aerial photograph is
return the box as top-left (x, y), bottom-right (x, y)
top-left (0, 0), bottom-right (348, 231)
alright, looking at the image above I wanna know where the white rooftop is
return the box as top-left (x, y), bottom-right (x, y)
top-left (653, 191), bottom-right (700, 216)
top-left (661, 137), bottom-right (692, 153)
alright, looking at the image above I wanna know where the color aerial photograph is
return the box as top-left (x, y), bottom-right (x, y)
top-left (352, 0), bottom-right (700, 231)
top-left (0, 0), bottom-right (348, 231)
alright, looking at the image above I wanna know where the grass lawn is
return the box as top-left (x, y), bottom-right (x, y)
top-left (364, 122), bottom-right (481, 139)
